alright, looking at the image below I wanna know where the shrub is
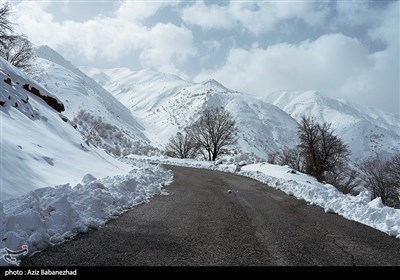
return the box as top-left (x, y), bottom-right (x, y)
top-left (360, 154), bottom-right (400, 208)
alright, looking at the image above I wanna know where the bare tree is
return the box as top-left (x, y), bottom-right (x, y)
top-left (0, 2), bottom-right (35, 72)
top-left (268, 148), bottom-right (303, 170)
top-left (360, 154), bottom-right (400, 208)
top-left (189, 107), bottom-right (237, 161)
top-left (0, 2), bottom-right (13, 36)
top-left (325, 168), bottom-right (360, 195)
top-left (387, 153), bottom-right (400, 182)
top-left (298, 116), bottom-right (320, 177)
top-left (298, 116), bottom-right (350, 182)
top-left (280, 147), bottom-right (305, 172)
top-left (267, 151), bottom-right (278, 164)
top-left (0, 35), bottom-right (34, 72)
top-left (164, 131), bottom-right (198, 159)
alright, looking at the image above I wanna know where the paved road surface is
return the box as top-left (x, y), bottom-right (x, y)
top-left (23, 165), bottom-right (400, 266)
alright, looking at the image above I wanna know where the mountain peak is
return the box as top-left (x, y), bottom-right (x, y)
top-left (201, 78), bottom-right (229, 92)
top-left (35, 45), bottom-right (75, 71)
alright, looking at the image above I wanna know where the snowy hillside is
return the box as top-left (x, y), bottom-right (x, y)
top-left (0, 57), bottom-right (133, 199)
top-left (32, 46), bottom-right (150, 155)
top-left (262, 91), bottom-right (400, 161)
top-left (0, 57), bottom-right (174, 264)
top-left (81, 67), bottom-right (299, 159)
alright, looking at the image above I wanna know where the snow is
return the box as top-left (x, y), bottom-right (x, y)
top-left (81, 66), bottom-right (299, 158)
top-left (0, 55), bottom-right (173, 266)
top-left (0, 161), bottom-right (173, 266)
top-left (261, 90), bottom-right (400, 161)
top-left (2, 45), bottom-right (399, 266)
top-left (34, 46), bottom-right (148, 145)
top-left (1, 57), bottom-right (133, 199)
top-left (128, 155), bottom-right (400, 240)
top-left (240, 163), bottom-right (400, 238)
top-left (83, 66), bottom-right (400, 162)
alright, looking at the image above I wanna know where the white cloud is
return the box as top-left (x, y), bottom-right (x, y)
top-left (8, 0), bottom-right (399, 113)
top-left (11, 0), bottom-right (194, 76)
top-left (139, 23), bottom-right (195, 76)
top-left (229, 1), bottom-right (328, 35)
top-left (181, 1), bottom-right (328, 35)
top-left (272, 1), bottom-right (328, 25)
top-left (181, 0), bottom-right (234, 29)
top-left (196, 33), bottom-right (399, 114)
top-left (116, 1), bottom-right (173, 22)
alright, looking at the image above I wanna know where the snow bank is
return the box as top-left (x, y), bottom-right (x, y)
top-left (0, 162), bottom-right (173, 266)
top-left (129, 156), bottom-right (400, 239)
top-left (240, 163), bottom-right (400, 239)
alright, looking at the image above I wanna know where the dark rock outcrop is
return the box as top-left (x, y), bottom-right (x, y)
top-left (22, 84), bottom-right (65, 112)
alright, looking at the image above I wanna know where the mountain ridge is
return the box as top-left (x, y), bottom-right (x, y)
top-left (33, 46), bottom-right (149, 148)
top-left (82, 65), bottom-right (400, 161)
top-left (82, 66), bottom-right (301, 158)
top-left (261, 90), bottom-right (400, 160)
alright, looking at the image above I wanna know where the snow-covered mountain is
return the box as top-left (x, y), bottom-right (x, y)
top-left (32, 46), bottom-right (150, 155)
top-left (81, 65), bottom-right (399, 162)
top-left (262, 91), bottom-right (400, 161)
top-left (0, 57), bottom-right (132, 199)
top-left (81, 67), bottom-right (300, 159)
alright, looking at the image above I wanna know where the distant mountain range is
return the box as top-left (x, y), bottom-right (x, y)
top-left (81, 65), bottom-right (400, 161)
top-left (261, 91), bottom-right (400, 161)
top-left (81, 66), bottom-right (300, 159)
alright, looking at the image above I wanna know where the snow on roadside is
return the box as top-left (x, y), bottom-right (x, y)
top-left (1, 56), bottom-right (174, 266)
top-left (240, 163), bottom-right (400, 239)
top-left (128, 155), bottom-right (400, 239)
top-left (0, 161), bottom-right (173, 266)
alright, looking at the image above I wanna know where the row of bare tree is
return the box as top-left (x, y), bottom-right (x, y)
top-left (0, 2), bottom-right (35, 72)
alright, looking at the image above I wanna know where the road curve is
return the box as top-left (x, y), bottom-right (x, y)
top-left (23, 165), bottom-right (400, 266)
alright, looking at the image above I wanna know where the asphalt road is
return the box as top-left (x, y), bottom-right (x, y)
top-left (23, 165), bottom-right (400, 266)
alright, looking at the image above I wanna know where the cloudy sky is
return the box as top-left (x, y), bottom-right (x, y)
top-left (7, 0), bottom-right (400, 114)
